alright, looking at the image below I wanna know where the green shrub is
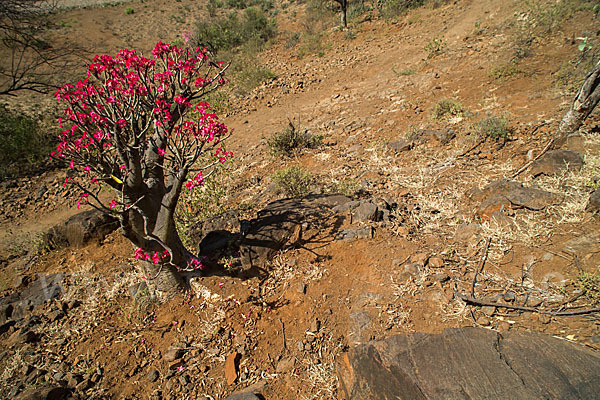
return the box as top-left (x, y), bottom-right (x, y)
top-left (267, 121), bottom-right (323, 156)
top-left (325, 178), bottom-right (359, 196)
top-left (393, 66), bottom-right (416, 76)
top-left (424, 35), bottom-right (446, 58)
top-left (232, 61), bottom-right (277, 94)
top-left (473, 116), bottom-right (510, 140)
top-left (378, 0), bottom-right (425, 19)
top-left (226, 0), bottom-right (247, 9)
top-left (272, 166), bottom-right (314, 198)
top-left (297, 32), bottom-right (328, 58)
top-left (430, 99), bottom-right (465, 120)
top-left (285, 32), bottom-right (301, 49)
top-left (577, 268), bottom-right (600, 305)
top-left (488, 63), bottom-right (522, 80)
top-left (0, 106), bottom-right (55, 179)
top-left (194, 7), bottom-right (276, 54)
top-left (248, 0), bottom-right (275, 12)
top-left (124, 7), bottom-right (134, 14)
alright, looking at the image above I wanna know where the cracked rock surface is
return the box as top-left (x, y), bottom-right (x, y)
top-left (337, 327), bottom-right (600, 399)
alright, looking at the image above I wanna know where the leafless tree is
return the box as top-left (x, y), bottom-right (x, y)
top-left (333, 0), bottom-right (348, 28)
top-left (0, 0), bottom-right (85, 96)
top-left (553, 59), bottom-right (600, 148)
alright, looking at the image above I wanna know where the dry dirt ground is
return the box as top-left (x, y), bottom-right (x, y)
top-left (1, 0), bottom-right (600, 399)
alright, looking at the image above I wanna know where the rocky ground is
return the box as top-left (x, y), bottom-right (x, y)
top-left (1, 0), bottom-right (600, 399)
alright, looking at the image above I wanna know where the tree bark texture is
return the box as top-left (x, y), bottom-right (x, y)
top-left (553, 59), bottom-right (600, 149)
top-left (119, 187), bottom-right (193, 294)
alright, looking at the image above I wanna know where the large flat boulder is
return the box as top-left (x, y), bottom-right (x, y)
top-left (240, 195), bottom-right (351, 269)
top-left (45, 210), bottom-right (119, 249)
top-left (338, 327), bottom-right (600, 399)
top-left (530, 150), bottom-right (584, 177)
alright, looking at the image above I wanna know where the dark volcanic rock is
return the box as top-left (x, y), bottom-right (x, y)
top-left (188, 210), bottom-right (240, 248)
top-left (530, 150), bottom-right (584, 176)
top-left (503, 186), bottom-right (562, 210)
top-left (44, 210), bottom-right (119, 249)
top-left (14, 384), bottom-right (71, 400)
top-left (338, 327), bottom-right (600, 399)
top-left (225, 393), bottom-right (261, 400)
top-left (240, 195), bottom-right (350, 269)
top-left (0, 274), bottom-right (64, 323)
top-left (199, 230), bottom-right (238, 259)
top-left (387, 139), bottom-right (412, 153)
top-left (586, 188), bottom-right (600, 213)
top-left (473, 179), bottom-right (561, 219)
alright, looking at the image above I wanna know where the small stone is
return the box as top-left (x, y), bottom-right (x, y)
top-left (527, 297), bottom-right (543, 307)
top-left (542, 253), bottom-right (553, 261)
top-left (164, 346), bottom-right (185, 362)
top-left (411, 253), bottom-right (428, 266)
top-left (147, 369), bottom-right (159, 383)
top-left (481, 306), bottom-right (495, 317)
top-left (539, 314), bottom-right (552, 324)
top-left (296, 282), bottom-right (306, 294)
top-left (589, 335), bottom-right (600, 344)
top-left (428, 257), bottom-right (444, 268)
top-left (310, 318), bottom-right (320, 333)
top-left (276, 357), bottom-right (295, 373)
top-left (297, 341), bottom-right (304, 351)
top-left (225, 352), bottom-right (239, 385)
top-left (503, 292), bottom-right (516, 302)
top-left (477, 316), bottom-right (491, 326)
top-left (402, 263), bottom-right (420, 276)
top-left (432, 273), bottom-right (450, 283)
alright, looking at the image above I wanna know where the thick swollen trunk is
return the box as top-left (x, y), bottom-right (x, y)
top-left (553, 59), bottom-right (600, 149)
top-left (120, 189), bottom-right (192, 296)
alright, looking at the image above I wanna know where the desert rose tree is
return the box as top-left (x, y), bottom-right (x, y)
top-left (53, 42), bottom-right (231, 294)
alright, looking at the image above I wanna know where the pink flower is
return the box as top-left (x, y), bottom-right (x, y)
top-left (76, 193), bottom-right (88, 209)
top-left (157, 148), bottom-right (165, 156)
top-left (134, 248), bottom-right (149, 261)
top-left (109, 201), bottom-right (117, 210)
top-left (182, 30), bottom-right (192, 44)
top-left (189, 258), bottom-right (204, 270)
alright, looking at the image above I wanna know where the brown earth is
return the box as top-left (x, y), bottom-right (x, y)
top-left (1, 0), bottom-right (600, 399)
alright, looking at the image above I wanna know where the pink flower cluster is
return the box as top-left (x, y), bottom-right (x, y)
top-left (188, 258), bottom-right (204, 270)
top-left (52, 42), bottom-right (229, 198)
top-left (185, 172), bottom-right (204, 191)
top-left (215, 147), bottom-right (233, 163)
top-left (134, 248), bottom-right (170, 265)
